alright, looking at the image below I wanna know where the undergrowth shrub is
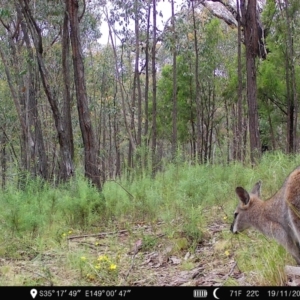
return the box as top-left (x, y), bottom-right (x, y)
top-left (57, 177), bottom-right (106, 228)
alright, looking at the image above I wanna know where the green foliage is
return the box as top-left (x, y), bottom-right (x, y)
top-left (0, 175), bottom-right (106, 236)
top-left (156, 15), bottom-right (231, 157)
top-left (257, 0), bottom-right (300, 150)
top-left (141, 234), bottom-right (158, 251)
top-left (57, 177), bottom-right (106, 228)
top-left (157, 55), bottom-right (195, 142)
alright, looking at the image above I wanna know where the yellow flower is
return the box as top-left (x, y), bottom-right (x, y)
top-left (95, 242), bottom-right (99, 246)
top-left (68, 230), bottom-right (73, 234)
top-left (86, 273), bottom-right (95, 280)
top-left (62, 233), bottom-right (66, 237)
top-left (98, 255), bottom-right (108, 261)
top-left (225, 250), bottom-right (230, 256)
top-left (223, 216), bottom-right (227, 220)
top-left (81, 256), bottom-right (86, 261)
top-left (95, 264), bottom-right (101, 270)
top-left (109, 264), bottom-right (117, 270)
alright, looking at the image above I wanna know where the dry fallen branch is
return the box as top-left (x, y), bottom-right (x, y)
top-left (67, 229), bottom-right (128, 240)
top-left (68, 223), bottom-right (165, 241)
top-left (285, 265), bottom-right (300, 277)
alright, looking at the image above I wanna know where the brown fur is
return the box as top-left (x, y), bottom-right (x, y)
top-left (230, 166), bottom-right (300, 264)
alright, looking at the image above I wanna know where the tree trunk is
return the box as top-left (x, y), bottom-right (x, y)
top-left (134, 0), bottom-right (142, 148)
top-left (236, 0), bottom-right (244, 162)
top-left (171, 0), bottom-right (177, 160)
top-left (191, 0), bottom-right (202, 163)
top-left (18, 5), bottom-right (48, 180)
top-left (104, 7), bottom-right (136, 160)
top-left (62, 10), bottom-right (75, 161)
top-left (19, 0), bottom-right (74, 182)
top-left (144, 2), bottom-right (151, 145)
top-left (113, 93), bottom-right (121, 178)
top-left (151, 0), bottom-right (157, 173)
top-left (241, 0), bottom-right (261, 164)
top-left (66, 0), bottom-right (101, 188)
top-left (1, 125), bottom-right (6, 189)
top-left (282, 0), bottom-right (297, 153)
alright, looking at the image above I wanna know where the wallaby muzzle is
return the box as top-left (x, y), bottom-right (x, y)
top-left (230, 223), bottom-right (238, 234)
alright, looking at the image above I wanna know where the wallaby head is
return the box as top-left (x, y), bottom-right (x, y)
top-left (230, 180), bottom-right (262, 234)
top-left (230, 167), bottom-right (300, 265)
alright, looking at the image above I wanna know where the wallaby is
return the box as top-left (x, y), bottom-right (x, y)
top-left (230, 166), bottom-right (300, 264)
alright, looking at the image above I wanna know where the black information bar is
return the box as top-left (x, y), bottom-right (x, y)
top-left (2, 286), bottom-right (300, 299)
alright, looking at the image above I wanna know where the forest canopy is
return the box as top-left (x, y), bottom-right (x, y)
top-left (0, 0), bottom-right (299, 188)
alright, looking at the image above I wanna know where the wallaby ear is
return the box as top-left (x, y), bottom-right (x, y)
top-left (251, 180), bottom-right (262, 197)
top-left (235, 187), bottom-right (250, 205)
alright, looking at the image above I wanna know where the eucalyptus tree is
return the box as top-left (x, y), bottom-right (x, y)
top-left (278, 0), bottom-right (299, 153)
top-left (171, 0), bottom-right (178, 160)
top-left (85, 42), bottom-right (121, 180)
top-left (0, 62), bottom-right (17, 188)
top-left (0, 2), bottom-right (48, 182)
top-left (199, 0), bottom-right (267, 164)
top-left (191, 0), bottom-right (201, 162)
top-left (66, 0), bottom-right (101, 188)
top-left (241, 0), bottom-right (261, 163)
top-left (151, 0), bottom-right (158, 173)
top-left (258, 0), bottom-right (300, 153)
top-left (158, 5), bottom-right (229, 163)
top-left (17, 0), bottom-right (75, 182)
top-left (103, 0), bottom-right (162, 173)
top-left (0, 0), bottom-right (106, 188)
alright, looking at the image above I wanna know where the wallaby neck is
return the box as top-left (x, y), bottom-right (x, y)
top-left (251, 198), bottom-right (284, 239)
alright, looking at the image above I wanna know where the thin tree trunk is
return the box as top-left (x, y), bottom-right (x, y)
top-left (224, 98), bottom-right (230, 163)
top-left (144, 1), bottom-right (151, 170)
top-left (208, 82), bottom-right (216, 161)
top-left (102, 99), bottom-right (106, 182)
top-left (191, 0), bottom-right (202, 163)
top-left (104, 7), bottom-right (136, 155)
top-left (62, 10), bottom-right (75, 161)
top-left (144, 2), bottom-right (151, 145)
top-left (267, 102), bottom-right (276, 150)
top-left (232, 104), bottom-right (237, 160)
top-left (113, 93), bottom-right (121, 178)
top-left (282, 0), bottom-right (297, 153)
top-left (151, 0), bottom-right (157, 173)
top-left (134, 0), bottom-right (142, 148)
top-left (236, 0), bottom-right (243, 162)
top-left (1, 125), bottom-right (6, 189)
top-left (171, 0), bottom-right (177, 160)
top-left (108, 111), bottom-right (113, 178)
top-left (188, 56), bottom-right (196, 161)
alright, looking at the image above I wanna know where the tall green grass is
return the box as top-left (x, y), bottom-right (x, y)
top-left (0, 151), bottom-right (299, 285)
top-left (104, 151), bottom-right (300, 221)
top-left (1, 151), bottom-right (299, 239)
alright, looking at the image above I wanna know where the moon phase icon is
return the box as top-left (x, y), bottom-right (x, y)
top-left (213, 288), bottom-right (220, 299)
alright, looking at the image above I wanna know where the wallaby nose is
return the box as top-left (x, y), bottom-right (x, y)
top-left (230, 223), bottom-right (237, 234)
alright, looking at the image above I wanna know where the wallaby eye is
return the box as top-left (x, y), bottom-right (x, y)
top-left (234, 212), bottom-right (238, 218)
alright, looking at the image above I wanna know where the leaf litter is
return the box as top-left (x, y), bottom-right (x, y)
top-left (0, 215), bottom-right (297, 286)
